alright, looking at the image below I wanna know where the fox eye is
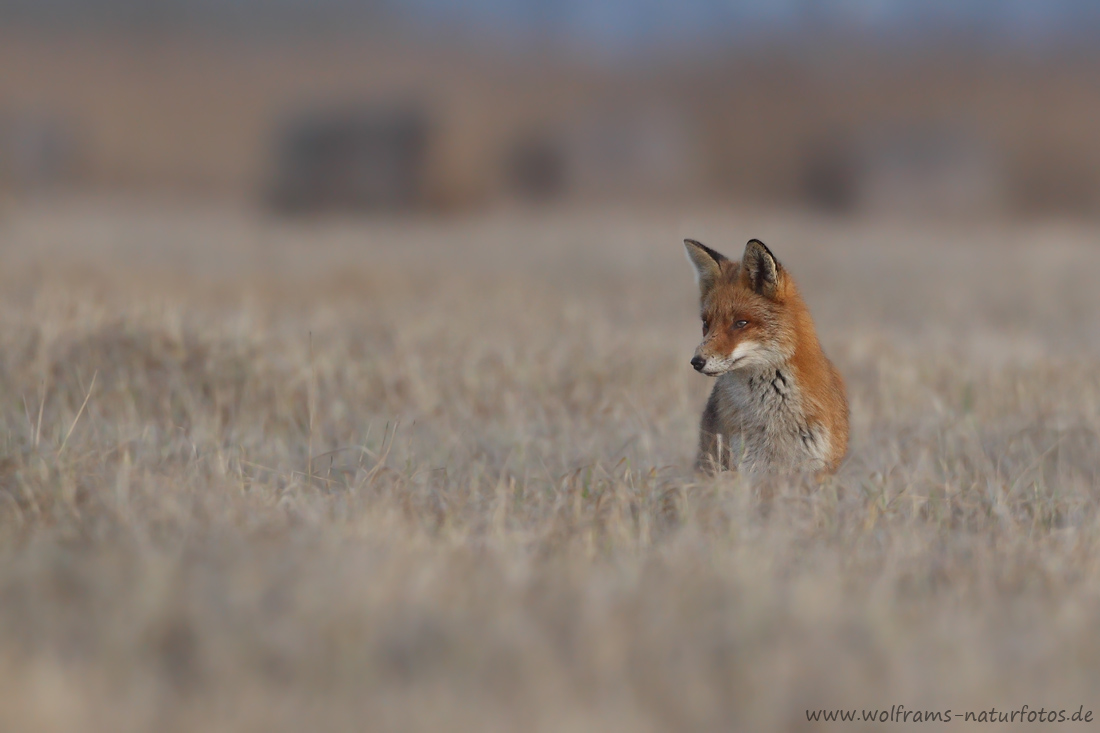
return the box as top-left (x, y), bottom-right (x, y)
top-left (702, 320), bottom-right (710, 335)
top-left (734, 320), bottom-right (749, 329)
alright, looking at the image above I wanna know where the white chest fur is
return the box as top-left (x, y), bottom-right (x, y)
top-left (714, 366), bottom-right (831, 474)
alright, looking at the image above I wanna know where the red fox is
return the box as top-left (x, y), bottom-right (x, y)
top-left (684, 238), bottom-right (849, 476)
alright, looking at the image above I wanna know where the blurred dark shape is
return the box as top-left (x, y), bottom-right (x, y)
top-left (856, 127), bottom-right (1004, 217)
top-left (506, 133), bottom-right (566, 201)
top-left (0, 113), bottom-right (81, 193)
top-left (801, 139), bottom-right (859, 213)
top-left (1010, 147), bottom-right (1100, 217)
top-left (803, 127), bottom-right (1003, 217)
top-left (265, 103), bottom-right (431, 215)
top-left (506, 106), bottom-right (702, 202)
top-left (565, 106), bottom-right (701, 200)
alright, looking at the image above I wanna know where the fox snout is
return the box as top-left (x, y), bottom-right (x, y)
top-left (691, 345), bottom-right (728, 376)
top-left (692, 340), bottom-right (768, 376)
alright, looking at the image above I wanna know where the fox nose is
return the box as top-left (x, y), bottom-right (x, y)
top-left (690, 356), bottom-right (706, 372)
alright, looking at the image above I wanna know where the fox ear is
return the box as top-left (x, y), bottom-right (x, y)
top-left (741, 239), bottom-right (780, 298)
top-left (684, 239), bottom-right (727, 296)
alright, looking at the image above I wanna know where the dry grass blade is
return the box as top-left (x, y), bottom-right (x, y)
top-left (58, 370), bottom-right (97, 455)
top-left (34, 375), bottom-right (47, 450)
top-left (307, 330), bottom-right (316, 488)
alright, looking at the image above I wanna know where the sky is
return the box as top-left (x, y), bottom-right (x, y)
top-left (399, 0), bottom-right (1100, 46)
top-left (1, 0), bottom-right (1098, 49)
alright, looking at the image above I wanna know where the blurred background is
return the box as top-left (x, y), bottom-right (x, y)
top-left (3, 8), bottom-right (1100, 729)
top-left (0, 0), bottom-right (1098, 219)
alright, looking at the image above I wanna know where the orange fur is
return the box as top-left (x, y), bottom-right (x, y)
top-left (685, 238), bottom-right (849, 476)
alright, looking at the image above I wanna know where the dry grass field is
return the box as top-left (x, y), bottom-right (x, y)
top-left (0, 198), bottom-right (1098, 731)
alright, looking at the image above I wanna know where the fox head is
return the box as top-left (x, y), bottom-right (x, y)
top-left (684, 238), bottom-right (798, 376)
